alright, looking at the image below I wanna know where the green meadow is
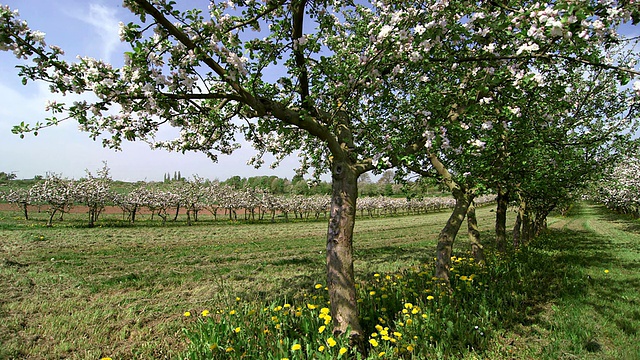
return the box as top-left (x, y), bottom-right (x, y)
top-left (0, 203), bottom-right (638, 359)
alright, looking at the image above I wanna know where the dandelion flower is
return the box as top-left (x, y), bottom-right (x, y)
top-left (327, 337), bottom-right (337, 347)
top-left (233, 327), bottom-right (241, 333)
top-left (101, 358), bottom-right (112, 360)
top-left (225, 347), bottom-right (234, 352)
top-left (369, 339), bottom-right (379, 347)
top-left (427, 295), bottom-right (434, 301)
top-left (307, 304), bottom-right (317, 310)
top-left (315, 283), bottom-right (323, 289)
top-left (320, 307), bottom-right (330, 315)
top-left (604, 269), bottom-right (610, 273)
top-left (291, 344), bottom-right (302, 351)
top-left (201, 310), bottom-right (210, 316)
top-left (318, 345), bottom-right (325, 352)
top-left (183, 311), bottom-right (191, 317)
top-left (378, 352), bottom-right (386, 357)
top-left (339, 347), bottom-right (348, 355)
top-left (318, 325), bottom-right (326, 333)
top-left (229, 310), bottom-right (236, 315)
top-left (407, 345), bottom-right (414, 351)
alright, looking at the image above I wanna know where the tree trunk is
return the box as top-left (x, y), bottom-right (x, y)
top-left (467, 200), bottom-right (484, 265)
top-left (513, 210), bottom-right (522, 248)
top-left (495, 186), bottom-right (508, 252)
top-left (174, 203), bottom-right (180, 221)
top-left (21, 202), bottom-right (29, 220)
top-left (326, 159), bottom-right (363, 342)
top-left (435, 189), bottom-right (472, 281)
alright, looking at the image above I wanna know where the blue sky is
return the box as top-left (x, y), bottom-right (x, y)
top-left (0, 0), bottom-right (303, 182)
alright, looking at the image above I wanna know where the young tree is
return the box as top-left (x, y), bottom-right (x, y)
top-left (74, 162), bottom-right (113, 227)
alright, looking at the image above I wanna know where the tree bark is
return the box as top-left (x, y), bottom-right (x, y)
top-left (435, 189), bottom-right (472, 281)
top-left (326, 159), bottom-right (363, 342)
top-left (467, 200), bottom-right (484, 265)
top-left (425, 153), bottom-right (473, 282)
top-left (513, 210), bottom-right (522, 248)
top-left (495, 186), bottom-right (508, 252)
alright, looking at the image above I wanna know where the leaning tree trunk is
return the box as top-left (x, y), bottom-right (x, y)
top-left (435, 188), bottom-right (472, 281)
top-left (425, 153), bottom-right (473, 282)
top-left (326, 159), bottom-right (363, 343)
top-left (495, 186), bottom-right (509, 252)
top-left (467, 199), bottom-right (484, 265)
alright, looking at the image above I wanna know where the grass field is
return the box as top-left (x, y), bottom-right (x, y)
top-left (0, 203), bottom-right (638, 359)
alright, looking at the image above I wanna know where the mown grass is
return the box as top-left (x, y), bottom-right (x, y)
top-left (0, 203), bottom-right (638, 359)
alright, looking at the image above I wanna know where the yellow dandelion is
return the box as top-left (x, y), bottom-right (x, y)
top-left (404, 303), bottom-right (413, 309)
top-left (604, 269), bottom-right (610, 273)
top-left (284, 303), bottom-right (291, 308)
top-left (315, 283), bottom-right (324, 289)
top-left (225, 347), bottom-right (234, 353)
top-left (374, 273), bottom-right (380, 277)
top-left (318, 325), bottom-right (326, 333)
top-left (291, 344), bottom-right (302, 351)
top-left (307, 304), bottom-right (317, 310)
top-left (233, 327), bottom-right (241, 333)
top-left (183, 311), bottom-right (191, 317)
top-left (460, 275), bottom-right (468, 281)
top-left (201, 309), bottom-right (210, 316)
top-left (274, 306), bottom-right (283, 311)
top-left (327, 337), bottom-right (337, 347)
top-left (369, 291), bottom-right (376, 296)
top-left (407, 345), bottom-right (414, 352)
top-left (406, 319), bottom-right (413, 326)
top-left (320, 307), bottom-right (330, 315)
top-left (209, 344), bottom-right (218, 350)
top-left (235, 297), bottom-right (241, 301)
top-left (100, 358), bottom-right (112, 360)
top-left (369, 339), bottom-right (379, 347)
top-left (393, 331), bottom-right (402, 338)
top-left (295, 311), bottom-right (302, 317)
top-left (339, 347), bottom-right (348, 355)
top-left (427, 295), bottom-right (434, 301)
top-left (378, 352), bottom-right (386, 357)
top-left (318, 345), bottom-right (326, 352)
top-left (229, 310), bottom-right (236, 315)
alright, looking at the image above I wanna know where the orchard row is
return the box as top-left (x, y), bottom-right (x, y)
top-left (0, 172), bottom-right (495, 227)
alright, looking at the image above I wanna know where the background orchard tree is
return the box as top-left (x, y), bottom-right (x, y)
top-left (349, 0), bottom-right (640, 282)
top-left (74, 162), bottom-right (113, 227)
top-left (595, 156), bottom-right (640, 216)
top-left (4, 187), bottom-right (32, 220)
top-left (29, 173), bottom-right (74, 227)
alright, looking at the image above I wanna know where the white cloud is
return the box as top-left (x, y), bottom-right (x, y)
top-left (65, 3), bottom-right (122, 63)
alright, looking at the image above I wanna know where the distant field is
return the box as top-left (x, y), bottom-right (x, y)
top-left (0, 206), bottom-right (490, 359)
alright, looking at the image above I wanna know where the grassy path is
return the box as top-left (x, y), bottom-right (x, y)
top-left (501, 203), bottom-right (640, 359)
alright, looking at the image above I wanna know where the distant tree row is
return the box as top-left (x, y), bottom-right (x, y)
top-left (0, 167), bottom-right (485, 228)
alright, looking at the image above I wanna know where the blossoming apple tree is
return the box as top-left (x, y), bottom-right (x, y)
top-left (341, 0), bottom-right (639, 280)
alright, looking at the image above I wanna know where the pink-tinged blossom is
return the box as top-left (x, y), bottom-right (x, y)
top-left (516, 42), bottom-right (539, 55)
